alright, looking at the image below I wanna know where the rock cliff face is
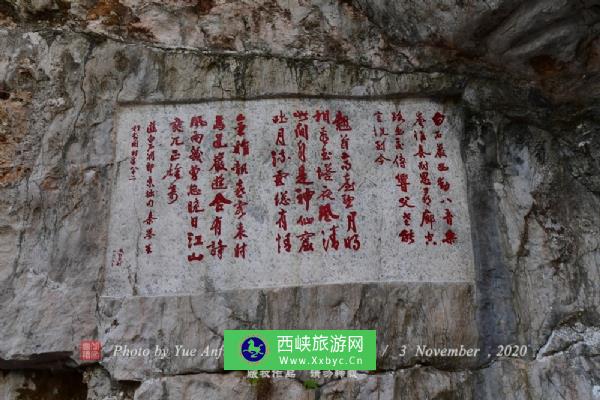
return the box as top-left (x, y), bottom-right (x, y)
top-left (0, 1), bottom-right (599, 399)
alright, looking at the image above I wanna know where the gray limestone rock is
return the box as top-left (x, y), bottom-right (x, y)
top-left (0, 1), bottom-right (598, 399)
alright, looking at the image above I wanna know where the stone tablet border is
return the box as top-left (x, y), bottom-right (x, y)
top-left (103, 98), bottom-right (475, 295)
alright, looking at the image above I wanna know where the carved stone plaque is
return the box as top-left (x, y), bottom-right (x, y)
top-left (104, 99), bottom-right (474, 294)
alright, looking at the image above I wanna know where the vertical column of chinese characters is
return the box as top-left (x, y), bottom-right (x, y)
top-left (374, 110), bottom-right (410, 241)
top-left (432, 112), bottom-right (457, 245)
top-left (293, 110), bottom-right (317, 253)
top-left (129, 124), bottom-right (140, 181)
top-left (332, 111), bottom-right (360, 251)
top-left (412, 111), bottom-right (436, 245)
top-left (388, 111), bottom-right (416, 245)
top-left (271, 110), bottom-right (292, 254)
top-left (232, 114), bottom-right (250, 259)
top-left (207, 115), bottom-right (231, 260)
top-left (143, 121), bottom-right (158, 255)
top-left (293, 110), bottom-right (318, 253)
top-left (187, 115), bottom-right (208, 262)
top-left (314, 109), bottom-right (340, 252)
top-left (163, 117), bottom-right (184, 207)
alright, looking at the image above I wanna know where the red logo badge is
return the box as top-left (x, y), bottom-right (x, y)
top-left (79, 340), bottom-right (102, 361)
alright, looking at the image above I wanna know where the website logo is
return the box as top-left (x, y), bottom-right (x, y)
top-left (241, 336), bottom-right (266, 362)
top-left (225, 330), bottom-right (376, 371)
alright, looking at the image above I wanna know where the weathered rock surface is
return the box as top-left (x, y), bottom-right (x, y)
top-left (0, 0), bottom-right (598, 399)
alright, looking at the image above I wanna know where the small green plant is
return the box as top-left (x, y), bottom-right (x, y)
top-left (303, 379), bottom-right (318, 390)
top-left (247, 377), bottom-right (261, 386)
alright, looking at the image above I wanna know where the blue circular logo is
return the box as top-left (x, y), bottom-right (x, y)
top-left (241, 336), bottom-right (266, 362)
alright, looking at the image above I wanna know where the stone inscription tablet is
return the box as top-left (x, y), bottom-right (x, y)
top-left (104, 99), bottom-right (474, 295)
